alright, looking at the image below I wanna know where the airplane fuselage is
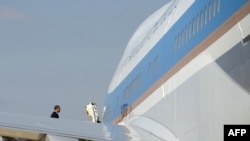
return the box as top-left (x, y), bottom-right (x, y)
top-left (103, 0), bottom-right (250, 140)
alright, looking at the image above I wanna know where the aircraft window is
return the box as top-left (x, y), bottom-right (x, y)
top-left (200, 10), bottom-right (203, 29)
top-left (123, 87), bottom-right (127, 99)
top-left (175, 35), bottom-right (178, 51)
top-left (192, 17), bottom-right (196, 35)
top-left (124, 85), bottom-right (129, 99)
top-left (135, 73), bottom-right (141, 89)
top-left (174, 36), bottom-right (178, 53)
top-left (190, 20), bottom-right (193, 37)
top-left (148, 62), bottom-right (152, 74)
top-left (212, 0), bottom-right (216, 17)
top-left (153, 56), bottom-right (159, 72)
top-left (130, 84), bottom-right (132, 96)
top-left (183, 29), bottom-right (186, 46)
top-left (185, 25), bottom-right (188, 43)
top-left (217, 0), bottom-right (220, 13)
top-left (126, 87), bottom-right (129, 98)
top-left (128, 86), bottom-right (130, 96)
top-left (178, 33), bottom-right (181, 50)
top-left (189, 22), bottom-right (192, 39)
top-left (138, 72), bottom-right (142, 83)
top-left (204, 6), bottom-right (208, 25)
top-left (181, 29), bottom-right (184, 47)
top-left (175, 33), bottom-right (180, 51)
top-left (208, 2), bottom-right (212, 21)
top-left (126, 87), bottom-right (128, 98)
top-left (183, 29), bottom-right (186, 45)
top-left (135, 73), bottom-right (139, 90)
top-left (123, 89), bottom-right (125, 99)
top-left (131, 80), bottom-right (135, 93)
top-left (196, 14), bottom-right (200, 32)
top-left (180, 30), bottom-right (183, 47)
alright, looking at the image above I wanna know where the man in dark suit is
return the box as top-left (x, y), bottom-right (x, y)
top-left (50, 105), bottom-right (61, 118)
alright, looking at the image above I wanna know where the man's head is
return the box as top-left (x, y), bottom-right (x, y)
top-left (54, 105), bottom-right (61, 113)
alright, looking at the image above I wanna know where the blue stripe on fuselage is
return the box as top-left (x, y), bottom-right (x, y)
top-left (103, 0), bottom-right (248, 123)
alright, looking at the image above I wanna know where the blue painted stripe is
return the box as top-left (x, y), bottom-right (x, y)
top-left (103, 0), bottom-right (248, 122)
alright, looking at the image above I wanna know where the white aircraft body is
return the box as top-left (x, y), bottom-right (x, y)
top-left (1, 0), bottom-right (250, 140)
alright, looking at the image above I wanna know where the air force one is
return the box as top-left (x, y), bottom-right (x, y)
top-left (1, 0), bottom-right (250, 140)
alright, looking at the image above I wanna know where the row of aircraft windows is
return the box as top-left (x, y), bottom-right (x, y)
top-left (122, 72), bottom-right (142, 100)
top-left (148, 56), bottom-right (159, 75)
top-left (122, 55), bottom-right (159, 100)
top-left (174, 0), bottom-right (220, 52)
